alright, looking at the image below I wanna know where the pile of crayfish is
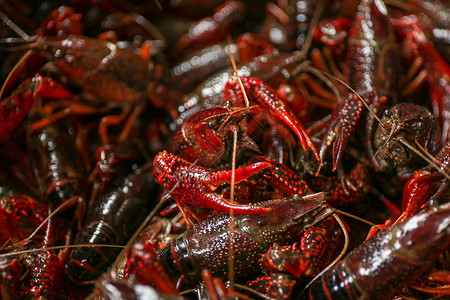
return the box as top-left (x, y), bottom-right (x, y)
top-left (0, 0), bottom-right (449, 299)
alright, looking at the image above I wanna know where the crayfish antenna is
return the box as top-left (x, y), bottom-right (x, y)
top-left (0, 10), bottom-right (33, 42)
top-left (226, 36), bottom-right (252, 291)
top-left (233, 283), bottom-right (276, 300)
top-left (226, 127), bottom-right (239, 290)
top-left (0, 38), bottom-right (37, 52)
top-left (399, 139), bottom-right (450, 181)
top-left (299, 0), bottom-right (325, 57)
top-left (0, 244), bottom-right (125, 258)
top-left (304, 65), bottom-right (342, 105)
top-left (333, 209), bottom-right (376, 227)
top-left (110, 195), bottom-right (170, 272)
top-left (318, 71), bottom-right (385, 128)
top-left (153, 0), bottom-right (163, 11)
top-left (299, 211), bottom-right (349, 298)
top-left (413, 141), bottom-right (450, 175)
top-left (25, 196), bottom-right (84, 243)
top-left (227, 35), bottom-right (250, 108)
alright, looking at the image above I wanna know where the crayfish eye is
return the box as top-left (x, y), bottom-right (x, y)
top-left (256, 219), bottom-right (268, 227)
top-left (416, 121), bottom-right (424, 129)
top-left (302, 215), bottom-right (313, 225)
top-left (383, 110), bottom-right (391, 119)
top-left (207, 121), bottom-right (215, 129)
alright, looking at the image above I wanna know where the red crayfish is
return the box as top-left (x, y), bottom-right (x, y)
top-left (0, 0), bottom-right (449, 299)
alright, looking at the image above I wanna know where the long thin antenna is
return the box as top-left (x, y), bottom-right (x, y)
top-left (414, 140), bottom-right (450, 174)
top-left (227, 128), bottom-right (238, 290)
top-left (372, 122), bottom-right (398, 160)
top-left (333, 209), bottom-right (376, 226)
top-left (318, 70), bottom-right (384, 125)
top-left (300, 0), bottom-right (325, 55)
top-left (0, 11), bottom-right (33, 42)
top-left (207, 105), bottom-right (258, 136)
top-left (0, 244), bottom-right (125, 258)
top-left (227, 36), bottom-right (250, 108)
top-left (226, 35), bottom-right (255, 291)
top-left (305, 65), bottom-right (342, 104)
top-left (234, 283), bottom-right (278, 300)
top-left (202, 106), bottom-right (257, 123)
top-left (110, 194), bottom-right (170, 271)
top-left (299, 212), bottom-right (349, 298)
top-left (399, 138), bottom-right (450, 181)
top-left (25, 197), bottom-right (81, 242)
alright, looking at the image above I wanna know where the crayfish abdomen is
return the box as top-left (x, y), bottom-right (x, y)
top-left (67, 163), bottom-right (158, 284)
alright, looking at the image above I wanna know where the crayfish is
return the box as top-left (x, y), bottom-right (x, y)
top-left (0, 0), bottom-right (449, 299)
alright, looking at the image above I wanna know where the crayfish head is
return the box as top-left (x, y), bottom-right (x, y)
top-left (177, 106), bottom-right (258, 168)
top-left (374, 103), bottom-right (440, 175)
top-left (237, 193), bottom-right (331, 248)
top-left (180, 107), bottom-right (230, 165)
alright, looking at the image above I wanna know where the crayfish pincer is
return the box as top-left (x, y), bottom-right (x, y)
top-left (157, 193), bottom-right (332, 287)
top-left (302, 203), bottom-right (450, 300)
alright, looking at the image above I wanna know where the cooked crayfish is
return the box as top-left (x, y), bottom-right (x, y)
top-left (0, 1), bottom-right (448, 299)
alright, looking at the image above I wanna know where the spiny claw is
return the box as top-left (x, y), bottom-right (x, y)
top-left (332, 124), bottom-right (350, 171)
top-left (272, 104), bottom-right (320, 161)
top-left (319, 94), bottom-right (363, 171)
top-left (200, 194), bottom-right (270, 214)
top-left (223, 76), bottom-right (319, 161)
top-left (247, 156), bottom-right (312, 196)
top-left (153, 151), bottom-right (272, 214)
